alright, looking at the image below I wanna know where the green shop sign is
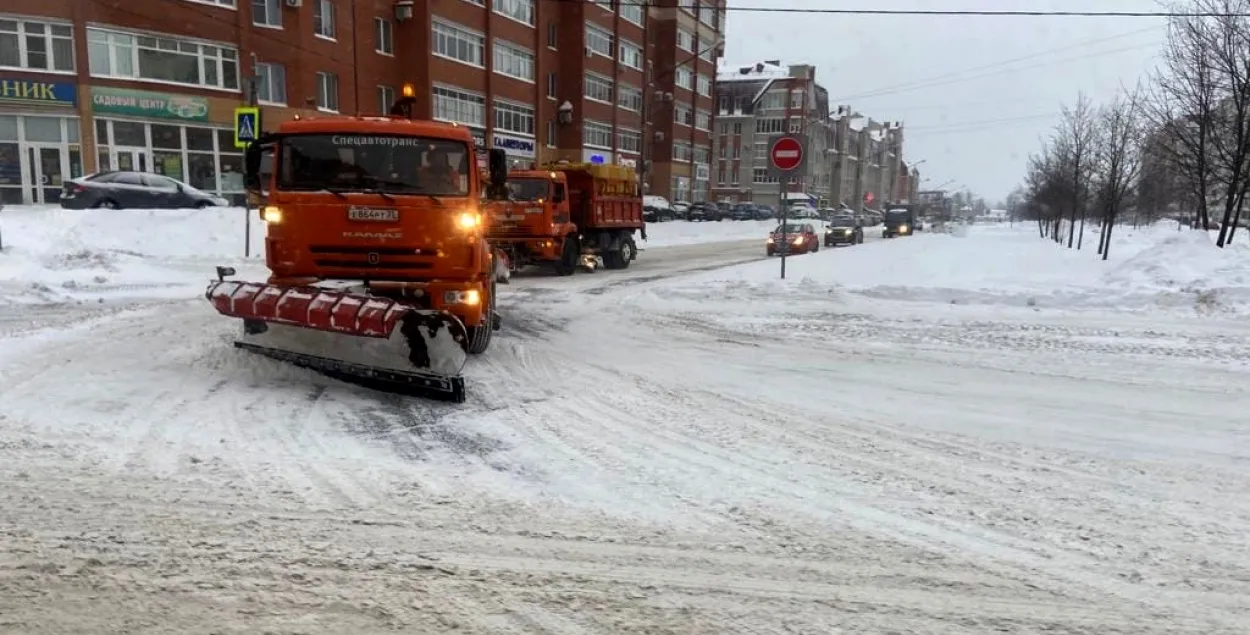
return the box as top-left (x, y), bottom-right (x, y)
top-left (90, 86), bottom-right (210, 121)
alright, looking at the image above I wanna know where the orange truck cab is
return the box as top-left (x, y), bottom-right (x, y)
top-left (241, 90), bottom-right (508, 349)
top-left (485, 162), bottom-right (645, 275)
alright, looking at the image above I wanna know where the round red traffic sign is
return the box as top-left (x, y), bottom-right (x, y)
top-left (770, 137), bottom-right (803, 171)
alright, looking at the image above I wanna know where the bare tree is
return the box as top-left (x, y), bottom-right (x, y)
top-left (1092, 90), bottom-right (1146, 260)
top-left (1194, 0), bottom-right (1250, 246)
top-left (1052, 95), bottom-right (1099, 248)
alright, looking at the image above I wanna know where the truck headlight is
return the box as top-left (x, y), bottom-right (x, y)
top-left (456, 211), bottom-right (481, 231)
top-left (262, 205), bottom-right (282, 224)
top-left (443, 289), bottom-right (481, 305)
top-left (899, 224), bottom-right (909, 232)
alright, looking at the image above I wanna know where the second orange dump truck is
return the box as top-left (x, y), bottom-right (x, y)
top-left (484, 162), bottom-right (645, 275)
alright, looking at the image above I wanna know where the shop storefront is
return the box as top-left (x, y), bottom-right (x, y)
top-left (491, 132), bottom-right (535, 169)
top-left (89, 86), bottom-right (245, 204)
top-left (0, 75), bottom-right (84, 205)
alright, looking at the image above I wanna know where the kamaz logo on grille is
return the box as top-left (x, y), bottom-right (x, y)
top-left (343, 231), bottom-right (402, 239)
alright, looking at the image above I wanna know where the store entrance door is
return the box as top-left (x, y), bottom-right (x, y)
top-left (111, 147), bottom-right (149, 173)
top-left (25, 145), bottom-right (68, 204)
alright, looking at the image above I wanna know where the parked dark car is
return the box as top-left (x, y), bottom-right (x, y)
top-left (767, 222), bottom-right (820, 256)
top-left (754, 204), bottom-right (777, 220)
top-left (729, 203), bottom-right (757, 220)
top-left (643, 203), bottom-right (676, 222)
top-left (60, 171), bottom-right (228, 210)
top-left (824, 217), bottom-right (864, 246)
top-left (687, 202), bottom-right (723, 221)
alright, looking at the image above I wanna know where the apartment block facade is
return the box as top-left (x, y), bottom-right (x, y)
top-left (710, 60), bottom-right (919, 209)
top-left (643, 0), bottom-right (724, 203)
top-left (0, 0), bottom-right (676, 206)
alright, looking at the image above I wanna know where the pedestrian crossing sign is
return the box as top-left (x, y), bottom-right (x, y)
top-left (233, 107), bottom-right (261, 149)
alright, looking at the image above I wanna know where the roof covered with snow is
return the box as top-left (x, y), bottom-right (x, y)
top-left (717, 60), bottom-right (791, 82)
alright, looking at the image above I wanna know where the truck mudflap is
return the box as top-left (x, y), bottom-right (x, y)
top-left (206, 273), bottom-right (469, 402)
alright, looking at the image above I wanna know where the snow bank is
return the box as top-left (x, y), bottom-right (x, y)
top-left (0, 205), bottom-right (265, 305)
top-left (641, 222), bottom-right (1250, 315)
top-left (641, 219), bottom-right (778, 248)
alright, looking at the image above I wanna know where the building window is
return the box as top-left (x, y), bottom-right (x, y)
top-left (698, 1), bottom-right (715, 26)
top-left (583, 119), bottom-right (612, 149)
top-left (756, 118), bottom-right (784, 134)
top-left (493, 39), bottom-right (534, 82)
top-left (617, 84), bottom-right (641, 112)
top-left (760, 91), bottom-right (785, 110)
top-left (255, 62), bottom-right (286, 104)
top-left (694, 144), bottom-right (710, 164)
top-left (618, 40), bottom-right (642, 70)
top-left (788, 118), bottom-right (802, 133)
top-left (187, 0), bottom-right (236, 6)
top-left (316, 71), bottom-right (338, 112)
top-left (495, 100), bottom-right (535, 136)
top-left (753, 167), bottom-right (778, 184)
top-left (620, 2), bottom-right (643, 25)
top-left (672, 141), bottom-right (692, 162)
top-left (546, 72), bottom-right (557, 99)
top-left (791, 90), bottom-right (804, 108)
top-left (374, 17), bottom-right (393, 54)
top-left (676, 28), bottom-right (693, 51)
top-left (86, 28), bottom-right (239, 91)
top-left (679, 0), bottom-right (696, 15)
top-left (252, 0), bottom-right (281, 27)
top-left (674, 105), bottom-right (692, 127)
top-left (546, 119), bottom-right (556, 147)
top-left (584, 23), bottom-right (612, 57)
top-left (547, 21), bottom-right (558, 48)
top-left (674, 66), bottom-right (692, 90)
top-left (494, 0), bottom-right (535, 26)
top-left (697, 36), bottom-right (712, 60)
top-left (696, 74), bottom-right (711, 97)
top-left (377, 85), bottom-right (394, 114)
top-left (695, 109), bottom-right (710, 130)
top-left (591, 0), bottom-right (613, 12)
top-left (617, 128), bottom-right (641, 154)
top-left (433, 84), bottom-right (485, 127)
top-left (0, 19), bottom-right (75, 73)
top-left (583, 72), bottom-right (613, 104)
top-left (314, 0), bottom-right (336, 39)
top-left (432, 20), bottom-right (485, 67)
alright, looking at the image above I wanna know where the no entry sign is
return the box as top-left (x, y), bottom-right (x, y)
top-left (765, 134), bottom-right (808, 179)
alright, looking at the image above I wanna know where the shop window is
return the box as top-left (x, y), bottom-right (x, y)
top-left (151, 125), bottom-right (182, 149)
top-left (186, 127), bottom-right (215, 151)
top-left (112, 121), bottom-right (146, 146)
top-left (95, 119), bottom-right (108, 145)
top-left (188, 153), bottom-right (217, 191)
top-left (23, 117), bottom-right (62, 143)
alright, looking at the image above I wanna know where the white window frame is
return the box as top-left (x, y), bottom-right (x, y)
top-left (695, 109), bottom-right (710, 131)
top-left (186, 0), bottom-right (237, 8)
top-left (546, 71), bottom-right (557, 99)
top-left (583, 119), bottom-right (613, 149)
top-left (0, 17), bottom-right (76, 74)
top-left (617, 128), bottom-right (641, 154)
top-left (86, 27), bottom-right (240, 92)
top-left (674, 65), bottom-right (693, 91)
top-left (374, 17), bottom-right (393, 55)
top-left (583, 72), bottom-right (613, 104)
top-left (314, 0), bottom-right (336, 40)
top-left (676, 28), bottom-right (693, 51)
top-left (255, 61), bottom-right (286, 105)
top-left (494, 0), bottom-right (536, 27)
top-left (620, 2), bottom-right (644, 25)
top-left (546, 119), bottom-right (557, 148)
top-left (493, 39), bottom-right (535, 83)
top-left (674, 104), bottom-right (691, 127)
top-left (616, 84), bottom-right (641, 112)
top-left (584, 22), bottom-right (612, 58)
top-left (377, 84), bottom-right (394, 114)
top-left (432, 19), bottom-right (485, 68)
top-left (618, 40), bottom-right (642, 70)
top-left (316, 71), bottom-right (339, 112)
top-left (494, 99), bottom-right (535, 137)
top-left (432, 84), bottom-right (486, 127)
top-left (251, 0), bottom-right (281, 28)
top-left (696, 73), bottom-right (711, 97)
top-left (672, 140), bottom-right (692, 162)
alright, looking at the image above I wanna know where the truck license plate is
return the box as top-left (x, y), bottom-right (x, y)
top-left (348, 206), bottom-right (399, 222)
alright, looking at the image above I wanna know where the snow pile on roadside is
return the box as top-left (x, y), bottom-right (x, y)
top-left (641, 219), bottom-right (776, 247)
top-left (639, 222), bottom-right (1250, 314)
top-left (0, 206), bottom-right (265, 305)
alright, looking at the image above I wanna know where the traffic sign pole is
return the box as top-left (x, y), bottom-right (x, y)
top-left (765, 135), bottom-right (808, 280)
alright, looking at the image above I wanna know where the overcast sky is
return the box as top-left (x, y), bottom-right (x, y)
top-left (723, 0), bottom-right (1169, 202)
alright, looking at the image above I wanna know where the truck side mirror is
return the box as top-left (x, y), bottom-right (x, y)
top-left (552, 183), bottom-right (565, 203)
top-left (488, 149), bottom-right (507, 188)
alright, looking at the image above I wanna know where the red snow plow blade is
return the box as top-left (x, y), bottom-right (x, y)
top-left (206, 275), bottom-right (469, 402)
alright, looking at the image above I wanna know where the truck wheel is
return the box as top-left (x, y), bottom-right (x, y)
top-left (465, 278), bottom-right (496, 354)
top-left (619, 235), bottom-right (636, 268)
top-left (604, 234), bottom-right (632, 269)
top-left (553, 235), bottom-right (579, 276)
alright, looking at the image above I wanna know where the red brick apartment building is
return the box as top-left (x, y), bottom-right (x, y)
top-left (1, 0), bottom-right (720, 205)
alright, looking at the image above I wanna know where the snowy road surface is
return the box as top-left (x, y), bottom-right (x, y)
top-left (2, 226), bottom-right (1249, 633)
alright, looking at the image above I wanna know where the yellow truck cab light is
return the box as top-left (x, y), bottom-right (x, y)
top-left (261, 205), bottom-right (282, 223)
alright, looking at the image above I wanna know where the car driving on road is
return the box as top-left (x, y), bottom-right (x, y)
top-left (824, 217), bottom-right (864, 246)
top-left (767, 222), bottom-right (819, 256)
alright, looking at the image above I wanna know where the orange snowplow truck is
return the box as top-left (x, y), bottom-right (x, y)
top-left (485, 162), bottom-right (645, 275)
top-left (205, 84), bottom-right (512, 403)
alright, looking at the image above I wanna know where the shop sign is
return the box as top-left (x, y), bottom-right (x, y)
top-left (491, 132), bottom-right (535, 158)
top-left (0, 77), bottom-right (77, 106)
top-left (90, 86), bottom-right (209, 121)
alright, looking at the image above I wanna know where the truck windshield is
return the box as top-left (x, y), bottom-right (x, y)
top-left (886, 211), bottom-right (910, 221)
top-left (506, 178), bottom-right (549, 201)
top-left (277, 134), bottom-right (471, 196)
